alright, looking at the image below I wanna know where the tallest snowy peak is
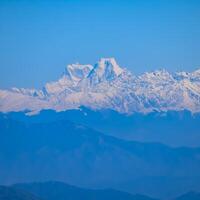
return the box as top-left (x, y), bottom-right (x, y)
top-left (97, 57), bottom-right (123, 76)
top-left (88, 58), bottom-right (124, 85)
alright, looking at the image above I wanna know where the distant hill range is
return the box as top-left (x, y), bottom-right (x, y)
top-left (1, 112), bottom-right (200, 199)
top-left (13, 181), bottom-right (157, 200)
top-left (0, 185), bottom-right (41, 200)
top-left (175, 191), bottom-right (200, 200)
top-left (1, 182), bottom-right (200, 200)
top-left (2, 108), bottom-right (200, 147)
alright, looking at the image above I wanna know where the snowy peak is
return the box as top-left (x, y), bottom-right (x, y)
top-left (64, 58), bottom-right (123, 82)
top-left (43, 63), bottom-right (93, 95)
top-left (139, 69), bottom-right (175, 85)
top-left (0, 58), bottom-right (200, 114)
top-left (97, 58), bottom-right (123, 76)
top-left (65, 63), bottom-right (93, 82)
top-left (88, 58), bottom-right (124, 85)
top-left (174, 68), bottom-right (200, 82)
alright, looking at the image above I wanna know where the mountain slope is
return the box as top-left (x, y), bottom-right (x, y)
top-left (3, 108), bottom-right (200, 147)
top-left (175, 191), bottom-right (200, 200)
top-left (0, 58), bottom-right (200, 114)
top-left (1, 115), bottom-right (200, 198)
top-left (14, 181), bottom-right (157, 200)
top-left (0, 185), bottom-right (41, 200)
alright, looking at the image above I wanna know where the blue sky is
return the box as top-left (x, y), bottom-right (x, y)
top-left (0, 0), bottom-right (200, 88)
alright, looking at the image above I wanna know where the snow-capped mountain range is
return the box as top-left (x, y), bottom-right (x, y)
top-left (0, 58), bottom-right (200, 114)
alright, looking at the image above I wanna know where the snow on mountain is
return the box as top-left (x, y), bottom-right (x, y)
top-left (44, 63), bottom-right (93, 95)
top-left (0, 58), bottom-right (200, 114)
top-left (0, 89), bottom-right (49, 114)
top-left (88, 57), bottom-right (124, 85)
top-left (65, 63), bottom-right (93, 82)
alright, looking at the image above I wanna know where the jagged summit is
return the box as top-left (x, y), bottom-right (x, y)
top-left (88, 58), bottom-right (124, 85)
top-left (65, 63), bottom-right (93, 82)
top-left (0, 58), bottom-right (200, 114)
top-left (96, 57), bottom-right (123, 76)
top-left (62, 58), bottom-right (123, 84)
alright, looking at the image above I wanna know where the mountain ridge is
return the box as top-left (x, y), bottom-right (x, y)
top-left (0, 58), bottom-right (200, 114)
top-left (1, 181), bottom-right (200, 200)
top-left (13, 181), bottom-right (158, 200)
top-left (1, 108), bottom-right (200, 147)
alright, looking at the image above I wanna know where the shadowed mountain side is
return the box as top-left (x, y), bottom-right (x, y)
top-left (1, 182), bottom-right (200, 200)
top-left (2, 108), bottom-right (200, 147)
top-left (13, 181), bottom-right (157, 200)
top-left (0, 185), bottom-right (41, 200)
top-left (175, 191), bottom-right (200, 200)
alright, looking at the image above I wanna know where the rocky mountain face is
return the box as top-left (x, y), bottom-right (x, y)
top-left (0, 58), bottom-right (200, 114)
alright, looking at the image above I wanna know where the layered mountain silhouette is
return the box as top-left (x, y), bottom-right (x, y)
top-left (1, 113), bottom-right (200, 199)
top-left (175, 191), bottom-right (200, 200)
top-left (4, 108), bottom-right (199, 147)
top-left (13, 181), bottom-right (157, 200)
top-left (0, 181), bottom-right (200, 200)
top-left (1, 182), bottom-right (200, 200)
top-left (0, 185), bottom-right (41, 200)
top-left (1, 58), bottom-right (200, 199)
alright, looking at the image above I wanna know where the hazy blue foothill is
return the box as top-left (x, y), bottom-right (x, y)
top-left (0, 111), bottom-right (200, 199)
top-left (1, 181), bottom-right (200, 200)
top-left (3, 108), bottom-right (200, 147)
top-left (13, 181), bottom-right (158, 200)
top-left (0, 185), bottom-right (41, 200)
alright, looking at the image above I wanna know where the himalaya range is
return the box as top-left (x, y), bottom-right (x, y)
top-left (1, 58), bottom-right (200, 114)
top-left (1, 58), bottom-right (200, 199)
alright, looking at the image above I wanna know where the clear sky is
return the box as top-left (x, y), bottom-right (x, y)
top-left (0, 0), bottom-right (200, 89)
